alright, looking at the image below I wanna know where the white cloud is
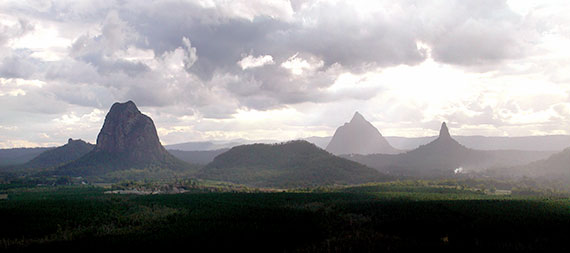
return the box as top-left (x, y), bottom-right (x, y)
top-left (1, 0), bottom-right (570, 147)
top-left (237, 54), bottom-right (274, 70)
top-left (281, 53), bottom-right (324, 75)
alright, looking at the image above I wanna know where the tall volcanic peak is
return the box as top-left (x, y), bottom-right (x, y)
top-left (326, 112), bottom-right (399, 155)
top-left (55, 101), bottom-right (190, 177)
top-left (415, 122), bottom-right (465, 150)
top-left (350, 111), bottom-right (367, 124)
top-left (439, 122), bottom-right (451, 139)
top-left (95, 100), bottom-right (168, 162)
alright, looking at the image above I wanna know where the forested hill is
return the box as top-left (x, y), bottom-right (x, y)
top-left (198, 140), bottom-right (391, 188)
top-left (23, 139), bottom-right (94, 169)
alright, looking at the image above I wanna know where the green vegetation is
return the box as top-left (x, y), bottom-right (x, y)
top-left (23, 139), bottom-right (94, 170)
top-left (199, 140), bottom-right (391, 188)
top-left (50, 151), bottom-right (199, 182)
top-left (1, 182), bottom-right (569, 251)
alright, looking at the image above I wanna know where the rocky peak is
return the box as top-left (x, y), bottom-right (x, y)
top-left (350, 111), bottom-right (367, 124)
top-left (326, 112), bottom-right (399, 155)
top-left (95, 100), bottom-right (168, 162)
top-left (439, 122), bottom-right (451, 139)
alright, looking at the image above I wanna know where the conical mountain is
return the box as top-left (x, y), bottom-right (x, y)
top-left (55, 101), bottom-right (192, 178)
top-left (344, 122), bottom-right (555, 178)
top-left (440, 122), bottom-right (450, 138)
top-left (409, 122), bottom-right (467, 155)
top-left (326, 112), bottom-right (400, 155)
top-left (344, 122), bottom-right (475, 178)
top-left (198, 140), bottom-right (391, 188)
top-left (24, 138), bottom-right (94, 169)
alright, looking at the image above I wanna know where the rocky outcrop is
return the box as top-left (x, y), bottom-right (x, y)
top-left (94, 101), bottom-right (170, 163)
top-left (55, 101), bottom-right (191, 177)
top-left (439, 122), bottom-right (451, 139)
top-left (326, 112), bottom-right (400, 155)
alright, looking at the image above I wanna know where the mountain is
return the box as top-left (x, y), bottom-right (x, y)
top-left (165, 141), bottom-right (242, 151)
top-left (525, 148), bottom-right (570, 180)
top-left (326, 112), bottom-right (400, 155)
top-left (55, 101), bottom-right (193, 179)
top-left (384, 135), bottom-right (570, 151)
top-left (492, 148), bottom-right (570, 183)
top-left (344, 123), bottom-right (554, 178)
top-left (165, 137), bottom-right (331, 151)
top-left (164, 134), bottom-right (570, 153)
top-left (302, 136), bottom-right (332, 149)
top-left (23, 139), bottom-right (94, 169)
top-left (165, 139), bottom-right (278, 151)
top-left (198, 140), bottom-right (391, 188)
top-left (168, 149), bottom-right (229, 165)
top-left (0, 147), bottom-right (53, 167)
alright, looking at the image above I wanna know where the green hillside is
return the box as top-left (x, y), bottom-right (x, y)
top-left (23, 139), bottom-right (94, 169)
top-left (198, 140), bottom-right (391, 188)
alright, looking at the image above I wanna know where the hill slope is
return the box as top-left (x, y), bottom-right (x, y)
top-left (345, 123), bottom-right (553, 178)
top-left (326, 112), bottom-right (400, 155)
top-left (23, 139), bottom-right (94, 169)
top-left (492, 148), bottom-right (570, 183)
top-left (198, 140), bottom-right (390, 188)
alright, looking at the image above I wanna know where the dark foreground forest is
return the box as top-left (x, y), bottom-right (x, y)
top-left (1, 182), bottom-right (569, 252)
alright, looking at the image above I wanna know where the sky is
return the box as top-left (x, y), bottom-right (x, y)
top-left (1, 0), bottom-right (570, 148)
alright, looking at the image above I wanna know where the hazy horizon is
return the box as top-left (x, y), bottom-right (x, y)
top-left (2, 0), bottom-right (570, 148)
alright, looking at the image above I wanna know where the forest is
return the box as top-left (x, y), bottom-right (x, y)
top-left (1, 180), bottom-right (569, 251)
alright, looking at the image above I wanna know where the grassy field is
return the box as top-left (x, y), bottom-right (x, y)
top-left (1, 184), bottom-right (569, 251)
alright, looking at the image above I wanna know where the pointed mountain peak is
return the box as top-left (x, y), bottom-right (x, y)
top-left (326, 111), bottom-right (399, 155)
top-left (439, 122), bottom-right (451, 139)
top-left (350, 111), bottom-right (366, 123)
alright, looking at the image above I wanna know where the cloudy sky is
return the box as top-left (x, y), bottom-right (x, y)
top-left (1, 0), bottom-right (570, 148)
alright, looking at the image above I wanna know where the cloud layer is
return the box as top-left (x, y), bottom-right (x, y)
top-left (1, 0), bottom-right (570, 147)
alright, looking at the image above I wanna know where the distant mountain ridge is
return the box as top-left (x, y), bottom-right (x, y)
top-left (326, 112), bottom-right (400, 155)
top-left (344, 123), bottom-right (555, 178)
top-left (164, 135), bottom-right (570, 153)
top-left (168, 149), bottom-right (229, 165)
top-left (0, 147), bottom-right (53, 167)
top-left (198, 140), bottom-right (391, 188)
top-left (491, 147), bottom-right (570, 183)
top-left (385, 135), bottom-right (570, 152)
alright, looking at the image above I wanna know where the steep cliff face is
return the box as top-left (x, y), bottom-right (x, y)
top-left (55, 101), bottom-right (191, 178)
top-left (95, 101), bottom-right (170, 162)
top-left (326, 112), bottom-right (400, 155)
